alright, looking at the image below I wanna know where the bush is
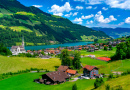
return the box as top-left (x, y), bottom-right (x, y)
top-left (108, 73), bottom-right (113, 80)
top-left (72, 83), bottom-right (77, 90)
top-left (105, 84), bottom-right (110, 90)
top-left (94, 78), bottom-right (104, 89)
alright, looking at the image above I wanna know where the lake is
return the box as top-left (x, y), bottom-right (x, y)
top-left (9, 42), bottom-right (93, 50)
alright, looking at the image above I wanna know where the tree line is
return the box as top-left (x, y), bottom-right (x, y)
top-left (60, 49), bottom-right (81, 69)
top-left (111, 41), bottom-right (130, 60)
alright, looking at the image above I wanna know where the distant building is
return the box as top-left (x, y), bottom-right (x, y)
top-left (10, 37), bottom-right (26, 55)
top-left (96, 57), bottom-right (111, 62)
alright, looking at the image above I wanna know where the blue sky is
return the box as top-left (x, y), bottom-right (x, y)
top-left (17, 0), bottom-right (130, 28)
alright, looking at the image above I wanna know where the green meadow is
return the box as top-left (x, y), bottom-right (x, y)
top-left (80, 47), bottom-right (116, 57)
top-left (0, 72), bottom-right (96, 90)
top-left (0, 56), bottom-right (61, 74)
top-left (96, 75), bottom-right (130, 90)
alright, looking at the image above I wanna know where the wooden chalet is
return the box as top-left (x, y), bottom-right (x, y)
top-left (66, 69), bottom-right (77, 76)
top-left (83, 65), bottom-right (99, 78)
top-left (57, 65), bottom-right (70, 72)
top-left (41, 70), bottom-right (69, 85)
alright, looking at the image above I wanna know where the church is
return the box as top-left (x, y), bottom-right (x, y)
top-left (10, 37), bottom-right (26, 55)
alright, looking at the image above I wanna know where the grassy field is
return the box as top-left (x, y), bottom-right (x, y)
top-left (96, 75), bottom-right (130, 90)
top-left (80, 47), bottom-right (116, 57)
top-left (0, 72), bottom-right (96, 90)
top-left (16, 12), bottom-right (35, 16)
top-left (81, 57), bottom-right (107, 66)
top-left (0, 56), bottom-right (61, 74)
top-left (98, 59), bottom-right (130, 74)
top-left (9, 26), bottom-right (33, 32)
top-left (81, 57), bottom-right (130, 74)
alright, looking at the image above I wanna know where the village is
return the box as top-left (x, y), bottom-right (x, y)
top-left (8, 37), bottom-right (127, 86)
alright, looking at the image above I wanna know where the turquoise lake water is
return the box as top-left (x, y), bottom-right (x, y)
top-left (9, 42), bottom-right (93, 50)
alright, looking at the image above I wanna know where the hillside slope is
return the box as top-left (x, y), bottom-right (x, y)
top-left (96, 75), bottom-right (130, 90)
top-left (0, 0), bottom-right (109, 46)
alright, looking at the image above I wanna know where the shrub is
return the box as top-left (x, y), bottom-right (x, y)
top-left (94, 78), bottom-right (104, 89)
top-left (72, 83), bottom-right (77, 90)
top-left (105, 84), bottom-right (110, 90)
top-left (108, 73), bottom-right (113, 80)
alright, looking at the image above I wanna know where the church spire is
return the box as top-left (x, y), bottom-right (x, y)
top-left (22, 36), bottom-right (24, 47)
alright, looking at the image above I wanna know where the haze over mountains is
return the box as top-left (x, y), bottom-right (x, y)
top-left (92, 27), bottom-right (130, 39)
top-left (0, 0), bottom-right (109, 47)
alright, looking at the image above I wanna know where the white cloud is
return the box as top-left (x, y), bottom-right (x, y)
top-left (49, 2), bottom-right (72, 16)
top-left (65, 12), bottom-right (73, 17)
top-left (94, 7), bottom-right (97, 9)
top-left (74, 0), bottom-right (104, 5)
top-left (102, 7), bottom-right (108, 10)
top-left (74, 0), bottom-right (130, 10)
top-left (95, 11), bottom-right (117, 23)
top-left (54, 13), bottom-right (63, 16)
top-left (73, 12), bottom-right (78, 16)
top-left (90, 20), bottom-right (93, 23)
top-left (125, 17), bottom-right (130, 24)
top-left (106, 0), bottom-right (130, 10)
top-left (73, 18), bottom-right (83, 22)
top-left (86, 20), bottom-right (93, 24)
top-left (32, 5), bottom-right (43, 8)
top-left (76, 6), bottom-right (84, 10)
top-left (78, 22), bottom-right (82, 24)
top-left (86, 6), bottom-right (92, 9)
top-left (118, 22), bottom-right (124, 25)
top-left (81, 14), bottom-right (94, 19)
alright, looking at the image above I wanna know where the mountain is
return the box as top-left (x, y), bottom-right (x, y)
top-left (0, 0), bottom-right (109, 47)
top-left (92, 27), bottom-right (130, 39)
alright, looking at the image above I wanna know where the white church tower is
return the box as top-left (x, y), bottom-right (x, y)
top-left (10, 36), bottom-right (26, 55)
top-left (22, 36), bottom-right (24, 47)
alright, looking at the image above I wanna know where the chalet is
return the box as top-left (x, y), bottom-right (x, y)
top-left (87, 54), bottom-right (95, 58)
top-left (88, 48), bottom-right (95, 52)
top-left (83, 65), bottom-right (99, 78)
top-left (94, 47), bottom-right (99, 50)
top-left (40, 55), bottom-right (51, 59)
top-left (58, 65), bottom-right (70, 72)
top-left (66, 69), bottom-right (77, 76)
top-left (10, 37), bottom-right (26, 55)
top-left (41, 71), bottom-right (69, 85)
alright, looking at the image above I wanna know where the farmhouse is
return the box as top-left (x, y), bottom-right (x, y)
top-left (40, 70), bottom-right (69, 85)
top-left (66, 69), bottom-right (77, 76)
top-left (83, 65), bottom-right (99, 78)
top-left (57, 65), bottom-right (70, 72)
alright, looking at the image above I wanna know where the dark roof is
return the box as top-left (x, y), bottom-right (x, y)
top-left (11, 46), bottom-right (24, 49)
top-left (58, 65), bottom-right (69, 71)
top-left (11, 46), bottom-right (19, 49)
top-left (19, 45), bottom-right (24, 48)
top-left (83, 65), bottom-right (98, 71)
top-left (42, 70), bottom-right (69, 82)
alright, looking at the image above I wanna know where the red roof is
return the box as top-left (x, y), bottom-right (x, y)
top-left (70, 57), bottom-right (74, 60)
top-left (97, 57), bottom-right (111, 61)
top-left (83, 65), bottom-right (98, 71)
top-left (66, 69), bottom-right (77, 75)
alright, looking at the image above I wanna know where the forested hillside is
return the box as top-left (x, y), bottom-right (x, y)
top-left (0, 0), bottom-right (109, 46)
top-left (92, 27), bottom-right (130, 39)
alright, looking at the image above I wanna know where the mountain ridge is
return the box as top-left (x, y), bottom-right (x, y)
top-left (92, 27), bottom-right (130, 39)
top-left (0, 0), bottom-right (109, 47)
